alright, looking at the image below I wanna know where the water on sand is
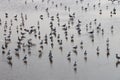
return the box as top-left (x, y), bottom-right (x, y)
top-left (0, 0), bottom-right (120, 80)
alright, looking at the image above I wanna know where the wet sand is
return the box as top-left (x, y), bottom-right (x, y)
top-left (0, 0), bottom-right (120, 80)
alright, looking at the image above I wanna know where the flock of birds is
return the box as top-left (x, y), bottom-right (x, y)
top-left (0, 0), bottom-right (120, 73)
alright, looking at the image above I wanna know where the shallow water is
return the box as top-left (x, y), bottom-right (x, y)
top-left (0, 0), bottom-right (120, 80)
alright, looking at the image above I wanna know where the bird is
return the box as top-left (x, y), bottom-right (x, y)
top-left (108, 0), bottom-right (118, 3)
top-left (49, 51), bottom-right (53, 63)
top-left (15, 48), bottom-right (19, 52)
top-left (7, 50), bottom-right (11, 55)
top-left (73, 61), bottom-right (77, 67)
top-left (2, 45), bottom-right (5, 50)
top-left (73, 45), bottom-right (77, 49)
top-left (23, 55), bottom-right (27, 64)
top-left (88, 30), bottom-right (94, 34)
top-left (96, 46), bottom-right (99, 51)
top-left (38, 50), bottom-right (42, 58)
top-left (23, 55), bottom-right (27, 61)
top-left (7, 55), bottom-right (12, 61)
top-left (78, 19), bottom-right (81, 23)
top-left (2, 50), bottom-right (5, 54)
top-left (116, 54), bottom-right (120, 60)
top-left (84, 50), bottom-right (87, 56)
top-left (67, 52), bottom-right (71, 57)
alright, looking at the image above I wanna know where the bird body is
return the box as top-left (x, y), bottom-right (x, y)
top-left (88, 30), bottom-right (94, 34)
top-left (73, 61), bottom-right (77, 67)
top-left (23, 55), bottom-right (27, 61)
top-left (67, 52), bottom-right (71, 57)
top-left (84, 50), bottom-right (87, 56)
top-left (7, 56), bottom-right (12, 61)
top-left (116, 54), bottom-right (120, 60)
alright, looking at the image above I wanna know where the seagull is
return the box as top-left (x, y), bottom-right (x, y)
top-left (7, 55), bottom-right (12, 61)
top-left (88, 30), bottom-right (94, 34)
top-left (67, 52), bottom-right (71, 57)
top-left (84, 50), bottom-right (87, 56)
top-left (116, 54), bottom-right (120, 60)
top-left (73, 61), bottom-right (77, 67)
top-left (23, 55), bottom-right (27, 61)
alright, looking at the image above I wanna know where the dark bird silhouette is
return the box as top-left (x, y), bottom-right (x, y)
top-left (73, 61), bottom-right (77, 67)
top-left (23, 55), bottom-right (27, 64)
top-left (2, 45), bottom-right (5, 50)
top-left (116, 54), bottom-right (120, 60)
top-left (84, 50), bottom-right (87, 56)
top-left (67, 52), bottom-right (71, 57)
top-left (23, 55), bottom-right (27, 61)
top-left (7, 55), bottom-right (12, 61)
top-left (88, 30), bottom-right (94, 34)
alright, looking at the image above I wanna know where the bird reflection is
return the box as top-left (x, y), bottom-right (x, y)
top-left (116, 61), bottom-right (120, 68)
top-left (15, 52), bottom-right (20, 59)
top-left (97, 52), bottom-right (99, 57)
top-left (107, 52), bottom-right (110, 58)
top-left (2, 50), bottom-right (5, 55)
top-left (74, 67), bottom-right (77, 73)
top-left (7, 61), bottom-right (12, 68)
top-left (23, 60), bottom-right (27, 65)
top-left (49, 58), bottom-right (53, 64)
top-left (84, 56), bottom-right (87, 62)
top-left (59, 46), bottom-right (63, 52)
top-left (67, 57), bottom-right (71, 63)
